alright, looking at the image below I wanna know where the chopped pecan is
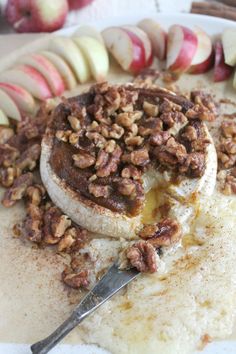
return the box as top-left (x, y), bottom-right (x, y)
top-left (62, 269), bottom-right (89, 289)
top-left (72, 151), bottom-right (95, 169)
top-left (143, 101), bottom-right (159, 117)
top-left (116, 111), bottom-right (142, 128)
top-left (126, 241), bottom-right (157, 273)
top-left (104, 140), bottom-right (116, 153)
top-left (0, 144), bottom-right (19, 167)
top-left (153, 137), bottom-right (187, 166)
top-left (23, 203), bottom-right (44, 243)
top-left (191, 90), bottom-right (217, 117)
top-left (149, 131), bottom-right (170, 146)
top-left (139, 218), bottom-right (182, 247)
top-left (101, 123), bottom-right (124, 140)
top-left (0, 127), bottom-right (14, 144)
top-left (217, 169), bottom-right (236, 195)
top-left (43, 206), bottom-right (71, 244)
top-left (88, 183), bottom-right (111, 198)
top-left (68, 115), bottom-right (81, 131)
top-left (26, 184), bottom-right (46, 206)
top-left (0, 166), bottom-right (20, 187)
top-left (139, 117), bottom-right (163, 137)
top-left (121, 165), bottom-right (142, 180)
top-left (15, 144), bottom-right (41, 171)
top-left (86, 131), bottom-right (106, 148)
top-left (122, 147), bottom-right (150, 166)
top-left (2, 172), bottom-right (33, 207)
top-left (95, 145), bottom-right (122, 177)
top-left (221, 121), bottom-right (236, 138)
top-left (160, 111), bottom-right (187, 128)
top-left (116, 178), bottom-right (136, 196)
top-left (186, 104), bottom-right (215, 121)
top-left (125, 134), bottom-right (144, 147)
top-left (180, 125), bottom-right (198, 142)
top-left (159, 98), bottom-right (182, 113)
top-left (57, 227), bottom-right (79, 252)
top-left (104, 86), bottom-right (121, 115)
top-left (179, 152), bottom-right (205, 177)
top-left (56, 130), bottom-right (72, 142)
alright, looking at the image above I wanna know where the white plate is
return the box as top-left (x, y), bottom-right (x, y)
top-left (1, 13), bottom-right (236, 354)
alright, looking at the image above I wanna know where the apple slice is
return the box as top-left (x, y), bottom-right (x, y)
top-left (50, 37), bottom-right (90, 83)
top-left (166, 25), bottom-right (198, 73)
top-left (214, 40), bottom-right (233, 82)
top-left (40, 51), bottom-right (77, 90)
top-left (0, 65), bottom-right (52, 100)
top-left (122, 25), bottom-right (153, 66)
top-left (0, 82), bottom-right (35, 114)
top-left (74, 36), bottom-right (109, 82)
top-left (18, 53), bottom-right (65, 96)
top-left (0, 89), bottom-right (21, 121)
top-left (138, 18), bottom-right (167, 60)
top-left (102, 27), bottom-right (146, 74)
top-left (74, 25), bottom-right (104, 44)
top-left (188, 27), bottom-right (214, 74)
top-left (0, 109), bottom-right (10, 126)
top-left (222, 28), bottom-right (236, 66)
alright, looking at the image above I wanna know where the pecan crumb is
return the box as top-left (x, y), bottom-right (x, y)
top-left (126, 241), bottom-right (158, 273)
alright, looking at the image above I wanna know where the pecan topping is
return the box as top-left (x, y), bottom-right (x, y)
top-left (62, 269), bottom-right (89, 289)
top-left (143, 101), bottom-right (159, 117)
top-left (121, 165), bottom-right (141, 180)
top-left (72, 151), bottom-right (95, 169)
top-left (139, 218), bottom-right (182, 247)
top-left (88, 183), bottom-right (111, 198)
top-left (122, 147), bottom-right (150, 166)
top-left (0, 144), bottom-right (19, 167)
top-left (116, 178), bottom-right (136, 196)
top-left (217, 168), bottom-right (236, 195)
top-left (96, 145), bottom-right (122, 177)
top-left (56, 130), bottom-right (72, 142)
top-left (15, 144), bottom-right (41, 171)
top-left (217, 121), bottom-right (236, 169)
top-left (2, 172), bottom-right (33, 207)
top-left (153, 137), bottom-right (187, 166)
top-left (126, 241), bottom-right (158, 273)
top-left (0, 127), bottom-right (14, 144)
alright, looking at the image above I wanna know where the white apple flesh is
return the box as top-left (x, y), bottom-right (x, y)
top-left (0, 82), bottom-right (35, 114)
top-left (138, 18), bottom-right (167, 60)
top-left (40, 51), bottom-right (77, 91)
top-left (214, 40), bottom-right (233, 82)
top-left (189, 26), bottom-right (214, 74)
top-left (167, 25), bottom-right (198, 73)
top-left (74, 25), bottom-right (104, 44)
top-left (122, 25), bottom-right (153, 66)
top-left (102, 27), bottom-right (146, 74)
top-left (50, 37), bottom-right (90, 83)
top-left (18, 54), bottom-right (65, 96)
top-left (222, 28), bottom-right (236, 66)
top-left (5, 0), bottom-right (68, 33)
top-left (0, 88), bottom-right (21, 121)
top-left (0, 65), bottom-right (52, 100)
top-left (74, 36), bottom-right (109, 82)
top-left (0, 109), bottom-right (9, 126)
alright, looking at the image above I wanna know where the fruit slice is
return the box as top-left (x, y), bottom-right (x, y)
top-left (166, 25), bottom-right (198, 73)
top-left (74, 36), bottom-right (109, 82)
top-left (138, 18), bottom-right (167, 60)
top-left (188, 27), bottom-right (214, 74)
top-left (0, 82), bottom-right (35, 114)
top-left (214, 40), bottom-right (233, 82)
top-left (40, 51), bottom-right (77, 90)
top-left (0, 109), bottom-right (10, 126)
top-left (122, 25), bottom-right (152, 66)
top-left (222, 28), bottom-right (236, 66)
top-left (74, 25), bottom-right (104, 44)
top-left (50, 37), bottom-right (90, 83)
top-left (18, 53), bottom-right (65, 96)
top-left (0, 65), bottom-right (52, 100)
top-left (0, 89), bottom-right (21, 121)
top-left (102, 27), bottom-right (146, 74)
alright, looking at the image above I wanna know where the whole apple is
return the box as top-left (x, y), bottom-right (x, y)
top-left (5, 0), bottom-right (68, 33)
top-left (68, 0), bottom-right (94, 11)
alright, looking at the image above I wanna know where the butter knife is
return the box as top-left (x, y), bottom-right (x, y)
top-left (31, 262), bottom-right (139, 354)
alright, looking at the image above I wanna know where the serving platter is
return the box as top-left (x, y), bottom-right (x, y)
top-left (0, 13), bottom-right (236, 354)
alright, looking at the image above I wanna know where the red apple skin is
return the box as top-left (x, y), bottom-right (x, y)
top-left (189, 50), bottom-right (214, 74)
top-left (122, 28), bottom-right (146, 73)
top-left (5, 0), bottom-right (68, 33)
top-left (167, 25), bottom-right (198, 73)
top-left (214, 40), bottom-right (233, 82)
top-left (68, 0), bottom-right (94, 10)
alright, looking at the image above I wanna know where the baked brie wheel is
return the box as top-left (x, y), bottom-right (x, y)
top-left (40, 83), bottom-right (217, 238)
